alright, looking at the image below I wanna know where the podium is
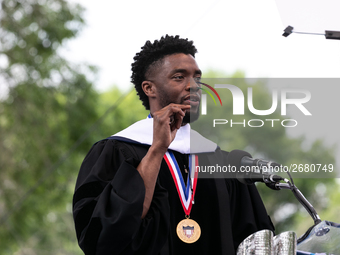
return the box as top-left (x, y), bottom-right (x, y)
top-left (236, 168), bottom-right (339, 254)
top-left (237, 230), bottom-right (296, 255)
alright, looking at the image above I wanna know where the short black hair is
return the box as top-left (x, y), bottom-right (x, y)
top-left (131, 35), bottom-right (198, 110)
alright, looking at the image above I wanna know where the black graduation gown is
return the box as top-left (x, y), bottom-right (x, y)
top-left (73, 138), bottom-right (275, 255)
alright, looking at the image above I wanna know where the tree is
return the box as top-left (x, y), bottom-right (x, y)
top-left (0, 0), bottom-right (99, 253)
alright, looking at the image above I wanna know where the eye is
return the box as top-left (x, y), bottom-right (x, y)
top-left (173, 75), bottom-right (184, 80)
top-left (194, 77), bottom-right (202, 83)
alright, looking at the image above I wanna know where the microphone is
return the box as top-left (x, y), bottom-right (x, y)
top-left (226, 150), bottom-right (284, 186)
top-left (240, 154), bottom-right (282, 169)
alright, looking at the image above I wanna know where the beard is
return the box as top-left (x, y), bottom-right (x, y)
top-left (182, 105), bottom-right (200, 124)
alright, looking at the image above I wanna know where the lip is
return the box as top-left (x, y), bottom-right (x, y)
top-left (183, 94), bottom-right (200, 106)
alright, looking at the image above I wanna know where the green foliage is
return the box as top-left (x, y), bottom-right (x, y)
top-left (0, 0), bottom-right (98, 254)
top-left (95, 87), bottom-right (148, 139)
top-left (0, 2), bottom-right (148, 253)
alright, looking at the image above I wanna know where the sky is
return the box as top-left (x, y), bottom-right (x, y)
top-left (63, 0), bottom-right (340, 92)
top-left (63, 0), bottom-right (340, 171)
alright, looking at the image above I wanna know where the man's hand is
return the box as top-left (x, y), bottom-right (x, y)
top-left (137, 104), bottom-right (190, 218)
top-left (152, 104), bottom-right (191, 154)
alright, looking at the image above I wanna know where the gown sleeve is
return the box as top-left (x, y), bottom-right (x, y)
top-left (72, 139), bottom-right (170, 255)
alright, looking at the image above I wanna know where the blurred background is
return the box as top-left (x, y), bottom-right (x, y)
top-left (0, 0), bottom-right (339, 254)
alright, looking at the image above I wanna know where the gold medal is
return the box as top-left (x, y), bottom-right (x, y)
top-left (176, 218), bottom-right (201, 243)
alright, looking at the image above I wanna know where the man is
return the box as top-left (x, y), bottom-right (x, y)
top-left (73, 35), bottom-right (274, 254)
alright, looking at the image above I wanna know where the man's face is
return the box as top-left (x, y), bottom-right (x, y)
top-left (148, 53), bottom-right (202, 123)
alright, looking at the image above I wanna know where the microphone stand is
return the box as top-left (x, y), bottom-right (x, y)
top-left (237, 165), bottom-right (331, 252)
top-left (267, 178), bottom-right (323, 244)
top-left (274, 179), bottom-right (321, 226)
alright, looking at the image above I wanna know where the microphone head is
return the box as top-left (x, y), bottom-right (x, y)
top-left (226, 150), bottom-right (252, 185)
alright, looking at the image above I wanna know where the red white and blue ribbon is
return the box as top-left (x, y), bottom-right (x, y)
top-left (164, 151), bottom-right (198, 216)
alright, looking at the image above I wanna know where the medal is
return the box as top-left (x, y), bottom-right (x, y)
top-left (164, 151), bottom-right (200, 243)
top-left (176, 217), bottom-right (201, 243)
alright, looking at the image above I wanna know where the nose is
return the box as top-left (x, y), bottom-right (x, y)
top-left (186, 78), bottom-right (200, 92)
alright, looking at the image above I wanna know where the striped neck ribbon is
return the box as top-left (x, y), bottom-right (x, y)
top-left (163, 151), bottom-right (198, 216)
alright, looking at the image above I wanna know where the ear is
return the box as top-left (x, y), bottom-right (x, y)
top-left (141, 80), bottom-right (157, 98)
